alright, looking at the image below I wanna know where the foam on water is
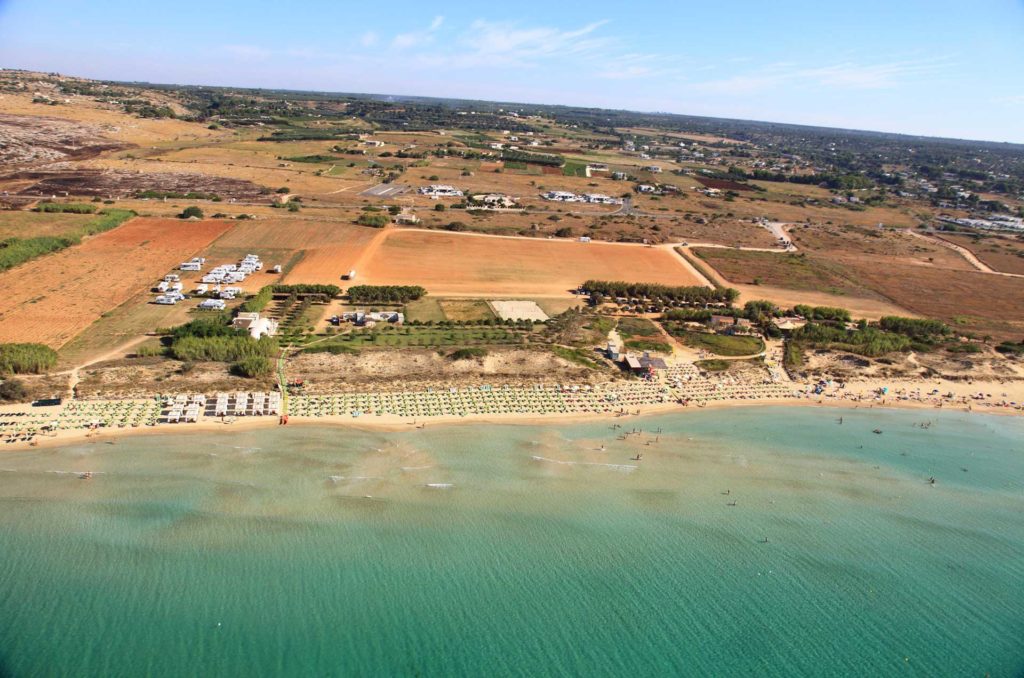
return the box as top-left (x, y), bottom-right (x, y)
top-left (0, 406), bottom-right (1021, 677)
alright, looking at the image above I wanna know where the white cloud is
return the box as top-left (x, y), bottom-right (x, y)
top-left (222, 44), bottom-right (271, 62)
top-left (992, 94), bottom-right (1024, 105)
top-left (594, 52), bottom-right (683, 81)
top-left (360, 31), bottom-right (378, 47)
top-left (458, 19), bottom-right (610, 65)
top-left (694, 56), bottom-right (953, 95)
top-left (392, 16), bottom-right (444, 49)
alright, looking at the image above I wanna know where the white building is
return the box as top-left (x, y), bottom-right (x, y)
top-left (418, 184), bottom-right (464, 198)
top-left (472, 193), bottom-right (518, 208)
top-left (542, 190), bottom-right (582, 202)
top-left (232, 312), bottom-right (279, 339)
top-left (582, 193), bottom-right (623, 205)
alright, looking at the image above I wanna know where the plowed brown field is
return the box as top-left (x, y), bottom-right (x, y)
top-left (337, 229), bottom-right (704, 296)
top-left (0, 217), bottom-right (233, 347)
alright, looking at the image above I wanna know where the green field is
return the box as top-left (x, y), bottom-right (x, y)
top-left (674, 331), bottom-right (764, 356)
top-left (313, 325), bottom-right (529, 349)
top-left (624, 339), bottom-right (672, 353)
top-left (562, 161), bottom-right (589, 177)
top-left (616, 317), bottom-right (660, 338)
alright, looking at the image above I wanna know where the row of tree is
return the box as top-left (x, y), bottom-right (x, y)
top-left (348, 285), bottom-right (426, 304)
top-left (582, 280), bottom-right (739, 305)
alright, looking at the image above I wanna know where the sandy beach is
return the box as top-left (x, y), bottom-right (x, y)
top-left (2, 370), bottom-right (1021, 452)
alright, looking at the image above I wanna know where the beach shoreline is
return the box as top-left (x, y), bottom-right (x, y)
top-left (3, 386), bottom-right (1020, 452)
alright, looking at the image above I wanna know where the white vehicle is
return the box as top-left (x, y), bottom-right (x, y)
top-left (155, 281), bottom-right (170, 292)
top-left (194, 284), bottom-right (208, 294)
top-left (154, 295), bottom-right (179, 305)
top-left (198, 299), bottom-right (226, 310)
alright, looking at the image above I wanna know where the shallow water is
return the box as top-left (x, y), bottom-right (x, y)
top-left (0, 407), bottom-right (1022, 677)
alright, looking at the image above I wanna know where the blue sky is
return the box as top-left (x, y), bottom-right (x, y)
top-left (2, 0), bottom-right (1023, 142)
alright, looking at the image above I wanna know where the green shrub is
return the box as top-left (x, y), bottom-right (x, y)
top-left (230, 356), bottom-right (274, 378)
top-left (449, 347), bottom-right (488, 360)
top-left (0, 378), bottom-right (28, 402)
top-left (793, 305), bottom-right (851, 322)
top-left (791, 322), bottom-right (911, 357)
top-left (783, 341), bottom-right (804, 369)
top-left (947, 343), bottom-right (983, 354)
top-left (239, 287), bottom-right (274, 313)
top-left (0, 343), bottom-right (59, 374)
top-left (33, 203), bottom-right (97, 214)
top-left (170, 336), bottom-right (278, 362)
top-left (694, 359), bottom-right (730, 372)
top-left (168, 314), bottom-right (237, 339)
top-left (179, 206), bottom-right (204, 219)
top-left (356, 214), bottom-right (389, 228)
top-left (879, 316), bottom-right (949, 340)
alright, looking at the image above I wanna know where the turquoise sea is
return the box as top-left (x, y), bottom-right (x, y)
top-left (0, 407), bottom-right (1022, 677)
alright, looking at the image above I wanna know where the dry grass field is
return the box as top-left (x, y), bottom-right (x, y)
top-left (0, 217), bottom-right (232, 347)
top-left (693, 248), bottom-right (877, 297)
top-left (349, 229), bottom-right (703, 296)
top-left (0, 93), bottom-right (226, 148)
top-left (0, 210), bottom-right (97, 239)
top-left (842, 261), bottom-right (1024, 339)
top-left (938, 233), bottom-right (1024, 276)
top-left (281, 222), bottom-right (386, 284)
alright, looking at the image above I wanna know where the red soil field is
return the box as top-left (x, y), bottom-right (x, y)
top-left (282, 225), bottom-right (385, 284)
top-left (695, 176), bottom-right (755, 191)
top-left (0, 217), bottom-right (233, 347)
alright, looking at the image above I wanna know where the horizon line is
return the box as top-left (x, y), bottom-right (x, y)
top-left (6, 65), bottom-right (1024, 147)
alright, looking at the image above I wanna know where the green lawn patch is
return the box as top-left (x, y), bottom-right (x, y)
top-left (616, 317), bottom-right (659, 338)
top-left (625, 339), bottom-right (672, 353)
top-left (694, 359), bottom-right (730, 372)
top-left (562, 160), bottom-right (588, 177)
top-left (674, 331), bottom-right (764, 356)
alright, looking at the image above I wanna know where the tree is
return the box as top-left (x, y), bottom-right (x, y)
top-left (555, 227), bottom-right (574, 238)
top-left (179, 206), bottom-right (204, 219)
top-left (434, 203), bottom-right (446, 212)
top-left (276, 186), bottom-right (291, 194)
top-left (356, 214), bottom-right (389, 228)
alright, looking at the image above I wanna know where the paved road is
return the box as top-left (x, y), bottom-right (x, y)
top-left (360, 183), bottom-right (410, 198)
